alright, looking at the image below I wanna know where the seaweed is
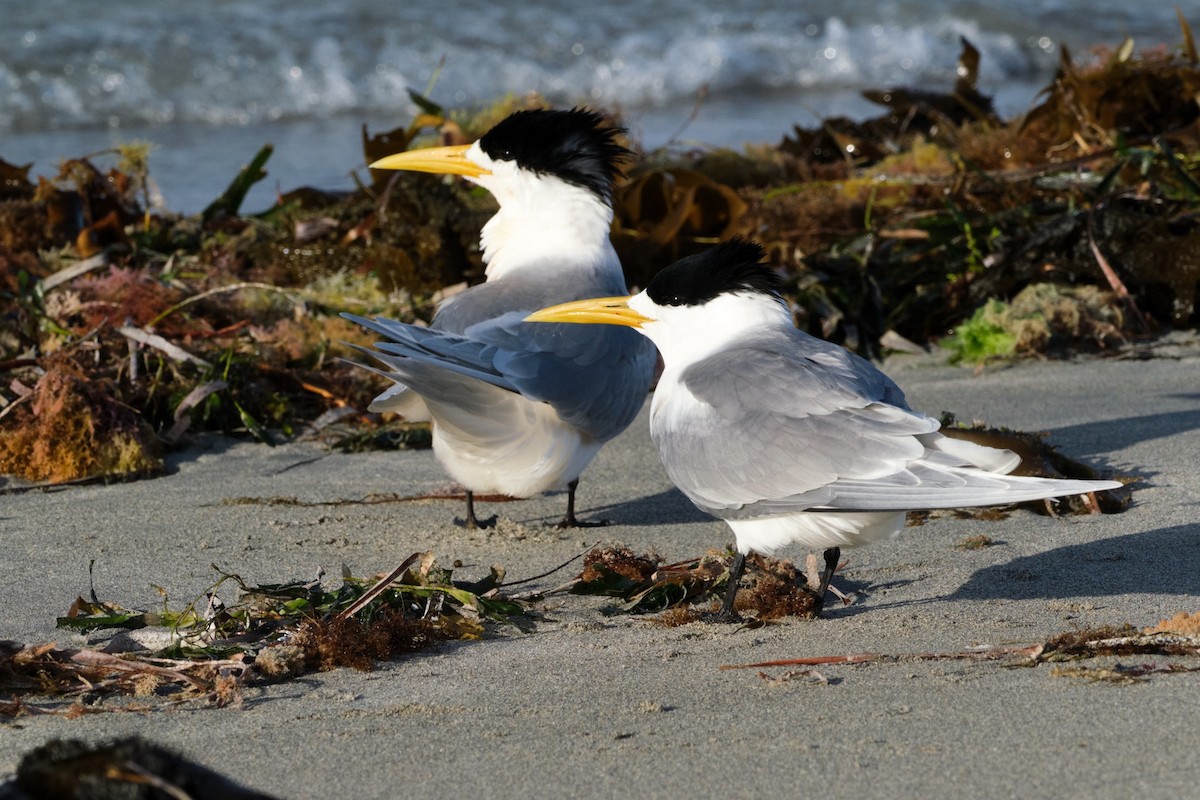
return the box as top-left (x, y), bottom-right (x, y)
top-left (1, 553), bottom-right (532, 718)
top-left (0, 356), bottom-right (163, 483)
top-left (2, 25), bottom-right (1199, 483)
top-left (720, 611), bottom-right (1200, 680)
top-left (567, 544), bottom-right (819, 620)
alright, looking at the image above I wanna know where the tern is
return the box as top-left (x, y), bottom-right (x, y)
top-left (527, 238), bottom-right (1122, 618)
top-left (344, 108), bottom-right (656, 528)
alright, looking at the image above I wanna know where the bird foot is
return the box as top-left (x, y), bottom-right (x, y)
top-left (711, 609), bottom-right (745, 624)
top-left (455, 514), bottom-right (498, 530)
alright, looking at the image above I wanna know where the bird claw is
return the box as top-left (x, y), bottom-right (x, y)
top-left (455, 514), bottom-right (498, 530)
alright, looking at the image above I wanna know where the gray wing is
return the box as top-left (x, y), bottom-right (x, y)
top-left (657, 334), bottom-right (934, 515)
top-left (658, 331), bottom-right (1111, 518)
top-left (342, 274), bottom-right (655, 442)
top-left (342, 314), bottom-right (521, 393)
top-left (462, 311), bottom-right (655, 441)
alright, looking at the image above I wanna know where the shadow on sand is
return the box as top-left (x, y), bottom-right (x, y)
top-left (1047, 404), bottom-right (1200, 464)
top-left (949, 523), bottom-right (1200, 601)
top-left (575, 487), bottom-right (714, 527)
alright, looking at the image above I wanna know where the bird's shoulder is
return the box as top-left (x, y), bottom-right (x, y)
top-left (425, 270), bottom-right (653, 441)
top-left (433, 269), bottom-right (623, 335)
top-left (678, 329), bottom-right (911, 418)
top-left (430, 269), bottom-right (652, 370)
top-left (653, 331), bottom-right (937, 513)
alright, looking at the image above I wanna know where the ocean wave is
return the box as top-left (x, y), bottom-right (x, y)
top-left (1, 0), bottom-right (1185, 134)
top-left (1, 2), bottom-right (1060, 133)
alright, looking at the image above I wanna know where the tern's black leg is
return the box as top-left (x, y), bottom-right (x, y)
top-left (815, 546), bottom-right (841, 611)
top-left (717, 551), bottom-right (747, 622)
top-left (551, 479), bottom-right (611, 529)
top-left (456, 490), bottom-right (497, 529)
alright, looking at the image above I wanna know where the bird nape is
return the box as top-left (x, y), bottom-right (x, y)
top-left (527, 237), bottom-right (1123, 620)
top-left (343, 108), bottom-right (657, 529)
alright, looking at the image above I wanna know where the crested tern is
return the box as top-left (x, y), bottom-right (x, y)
top-left (527, 238), bottom-right (1123, 617)
top-left (344, 108), bottom-right (657, 528)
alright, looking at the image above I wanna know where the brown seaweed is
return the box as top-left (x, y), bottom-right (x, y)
top-left (2, 25), bottom-right (1199, 482)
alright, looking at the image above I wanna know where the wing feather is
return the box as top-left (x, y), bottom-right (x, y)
top-left (342, 270), bottom-right (655, 442)
top-left (654, 330), bottom-right (1114, 520)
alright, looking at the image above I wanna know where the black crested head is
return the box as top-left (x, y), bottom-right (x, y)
top-left (646, 238), bottom-right (781, 307)
top-left (478, 108), bottom-right (630, 203)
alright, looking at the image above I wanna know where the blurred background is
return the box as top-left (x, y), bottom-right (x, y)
top-left (0, 0), bottom-right (1187, 214)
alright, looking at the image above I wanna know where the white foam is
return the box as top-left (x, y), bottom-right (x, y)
top-left (2, 0), bottom-right (1182, 134)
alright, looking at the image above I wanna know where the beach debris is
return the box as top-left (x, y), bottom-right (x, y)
top-left (943, 283), bottom-right (1127, 365)
top-left (4, 25), bottom-right (1200, 483)
top-left (955, 534), bottom-right (996, 550)
top-left (719, 617), bottom-right (1200, 681)
top-left (935, 413), bottom-right (1132, 515)
top-left (565, 544), bottom-right (820, 620)
top-left (0, 555), bottom-right (532, 718)
top-left (1047, 664), bottom-right (1149, 684)
top-left (320, 417), bottom-right (433, 451)
top-left (781, 38), bottom-right (997, 169)
top-left (115, 323), bottom-right (211, 367)
top-left (613, 167), bottom-right (748, 288)
top-left (216, 485), bottom-right (514, 509)
top-left (36, 252), bottom-right (109, 292)
top-left (7, 736), bottom-right (279, 799)
top-left (1144, 611), bottom-right (1200, 635)
top-left (201, 144), bottom-right (273, 223)
top-left (569, 544), bottom-right (733, 616)
top-left (756, 668), bottom-right (830, 687)
top-left (732, 554), bottom-right (822, 621)
top-left (0, 640), bottom-right (251, 714)
top-left (292, 610), bottom-right (437, 673)
top-left (0, 357), bottom-right (164, 483)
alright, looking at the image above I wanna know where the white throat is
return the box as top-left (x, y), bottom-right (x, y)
top-left (474, 161), bottom-right (616, 282)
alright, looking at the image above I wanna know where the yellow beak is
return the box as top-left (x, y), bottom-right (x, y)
top-left (369, 144), bottom-right (491, 178)
top-left (524, 296), bottom-right (651, 327)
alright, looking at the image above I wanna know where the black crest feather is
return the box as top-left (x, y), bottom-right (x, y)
top-left (478, 108), bottom-right (629, 203)
top-left (646, 238), bottom-right (781, 307)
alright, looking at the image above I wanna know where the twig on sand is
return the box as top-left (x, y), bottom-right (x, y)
top-left (720, 644), bottom-right (1044, 671)
top-left (720, 629), bottom-right (1200, 672)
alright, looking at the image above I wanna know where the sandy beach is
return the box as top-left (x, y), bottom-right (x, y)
top-left (2, 349), bottom-right (1199, 798)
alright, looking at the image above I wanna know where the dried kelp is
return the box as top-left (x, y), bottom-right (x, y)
top-left (732, 554), bottom-right (821, 621)
top-left (936, 413), bottom-right (1132, 515)
top-left (614, 167), bottom-right (749, 288)
top-left (0, 554), bottom-right (530, 718)
top-left (4, 27), bottom-right (1200, 483)
top-left (0, 356), bottom-right (163, 483)
top-left (720, 612), bottom-right (1200, 680)
top-left (730, 28), bottom-right (1200, 355)
top-left (567, 544), bottom-right (819, 620)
